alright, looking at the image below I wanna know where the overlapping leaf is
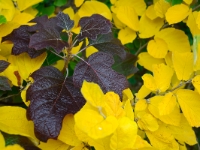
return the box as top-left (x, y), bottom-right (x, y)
top-left (3, 26), bottom-right (45, 58)
top-left (29, 16), bottom-right (68, 53)
top-left (57, 12), bottom-right (74, 31)
top-left (77, 14), bottom-right (112, 41)
top-left (89, 33), bottom-right (126, 59)
top-left (73, 52), bottom-right (129, 96)
top-left (26, 66), bottom-right (85, 142)
top-left (0, 60), bottom-right (10, 72)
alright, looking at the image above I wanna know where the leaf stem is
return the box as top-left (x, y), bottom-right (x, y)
top-left (0, 93), bottom-right (20, 101)
top-left (49, 50), bottom-right (65, 59)
top-left (193, 4), bottom-right (200, 11)
top-left (72, 54), bottom-right (89, 65)
top-left (135, 42), bottom-right (148, 56)
top-left (75, 45), bottom-right (90, 55)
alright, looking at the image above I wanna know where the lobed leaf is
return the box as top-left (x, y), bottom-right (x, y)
top-left (0, 60), bottom-right (10, 72)
top-left (0, 76), bottom-right (11, 91)
top-left (73, 52), bottom-right (129, 97)
top-left (3, 26), bottom-right (45, 58)
top-left (29, 16), bottom-right (68, 53)
top-left (77, 14), bottom-right (112, 41)
top-left (26, 66), bottom-right (85, 142)
top-left (57, 12), bottom-right (74, 31)
top-left (89, 33), bottom-right (126, 59)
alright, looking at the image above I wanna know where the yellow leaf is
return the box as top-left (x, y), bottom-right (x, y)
top-left (176, 89), bottom-right (200, 127)
top-left (110, 117), bottom-right (137, 150)
top-left (52, 60), bottom-right (65, 71)
top-left (23, 7), bottom-right (38, 17)
top-left (86, 46), bottom-right (98, 58)
top-left (88, 136), bottom-right (112, 150)
top-left (155, 28), bottom-right (191, 53)
top-left (0, 22), bottom-right (20, 38)
top-left (9, 52), bottom-right (47, 81)
top-left (112, 0), bottom-right (146, 16)
top-left (104, 92), bottom-right (125, 118)
top-left (159, 92), bottom-right (177, 116)
top-left (63, 7), bottom-right (74, 19)
top-left (147, 38), bottom-right (168, 58)
top-left (139, 14), bottom-right (164, 38)
top-left (193, 36), bottom-right (200, 71)
top-left (0, 106), bottom-right (37, 142)
top-left (168, 114), bottom-right (197, 145)
top-left (124, 99), bottom-right (134, 120)
top-left (0, 132), bottom-right (5, 149)
top-left (21, 85), bottom-right (30, 106)
top-left (71, 143), bottom-right (90, 150)
top-left (148, 96), bottom-right (181, 126)
top-left (58, 114), bottom-right (81, 146)
top-left (116, 6), bottom-right (139, 31)
top-left (165, 4), bottom-right (191, 24)
top-left (131, 135), bottom-right (152, 149)
top-left (146, 125), bottom-right (179, 150)
top-left (75, 109), bottom-right (118, 139)
top-left (186, 11), bottom-right (200, 36)
top-left (135, 85), bottom-right (151, 100)
top-left (172, 51), bottom-right (193, 81)
top-left (183, 0), bottom-right (193, 4)
top-left (137, 52), bottom-right (165, 71)
top-left (71, 41), bottom-right (83, 55)
top-left (74, 125), bottom-right (90, 143)
top-left (39, 139), bottom-right (69, 150)
top-left (12, 11), bottom-right (35, 25)
top-left (154, 0), bottom-right (170, 18)
top-left (142, 74), bottom-right (157, 91)
top-left (75, 0), bottom-right (84, 7)
top-left (137, 111), bottom-right (159, 131)
top-left (192, 75), bottom-right (200, 94)
top-left (145, 5), bottom-right (158, 20)
top-left (81, 81), bottom-right (104, 108)
top-left (112, 13), bottom-right (126, 29)
top-left (78, 1), bottom-right (112, 20)
top-left (3, 144), bottom-right (24, 150)
top-left (165, 51), bottom-right (173, 68)
top-left (196, 11), bottom-right (200, 29)
top-left (122, 88), bottom-right (134, 102)
top-left (0, 42), bottom-right (13, 57)
top-left (0, 0), bottom-right (15, 21)
top-left (135, 99), bottom-right (148, 113)
top-left (153, 63), bottom-right (174, 92)
top-left (15, 0), bottom-right (43, 11)
top-left (118, 27), bottom-right (137, 44)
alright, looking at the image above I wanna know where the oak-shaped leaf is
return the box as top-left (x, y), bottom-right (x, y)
top-left (89, 33), bottom-right (126, 59)
top-left (57, 12), bottom-right (74, 31)
top-left (26, 66), bottom-right (85, 142)
top-left (73, 52), bottom-right (129, 96)
top-left (0, 60), bottom-right (10, 72)
top-left (0, 76), bottom-right (11, 91)
top-left (3, 26), bottom-right (45, 58)
top-left (77, 14), bottom-right (112, 41)
top-left (29, 17), bottom-right (68, 53)
top-left (112, 53), bottom-right (138, 77)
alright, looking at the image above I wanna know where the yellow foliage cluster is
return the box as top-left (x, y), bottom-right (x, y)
top-left (1, 0), bottom-right (200, 150)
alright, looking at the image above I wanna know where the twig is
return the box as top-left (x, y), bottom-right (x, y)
top-left (135, 42), bottom-right (148, 56)
top-left (193, 4), bottom-right (200, 11)
top-left (49, 50), bottom-right (65, 59)
top-left (72, 54), bottom-right (89, 65)
top-left (75, 45), bottom-right (90, 55)
top-left (0, 93), bottom-right (20, 101)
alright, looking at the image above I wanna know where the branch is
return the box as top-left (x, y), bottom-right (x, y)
top-left (135, 42), bottom-right (148, 56)
top-left (193, 4), bottom-right (200, 11)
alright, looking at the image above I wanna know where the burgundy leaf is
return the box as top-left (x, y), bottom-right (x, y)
top-left (73, 52), bottom-right (129, 96)
top-left (29, 17), bottom-right (68, 53)
top-left (0, 76), bottom-right (11, 91)
top-left (77, 14), bottom-right (112, 41)
top-left (57, 12), bottom-right (74, 31)
top-left (89, 33), bottom-right (126, 59)
top-left (26, 66), bottom-right (85, 142)
top-left (0, 60), bottom-right (10, 72)
top-left (3, 26), bottom-right (45, 58)
top-left (112, 53), bottom-right (138, 77)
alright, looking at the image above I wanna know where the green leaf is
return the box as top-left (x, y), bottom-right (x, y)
top-left (54, 0), bottom-right (68, 6)
top-left (165, 0), bottom-right (183, 5)
top-left (0, 15), bottom-right (6, 24)
top-left (2, 132), bottom-right (40, 150)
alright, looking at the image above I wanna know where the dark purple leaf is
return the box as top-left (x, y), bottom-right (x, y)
top-left (26, 66), bottom-right (85, 142)
top-left (0, 60), bottom-right (10, 72)
top-left (0, 76), bottom-right (11, 91)
top-left (89, 33), bottom-right (126, 59)
top-left (112, 53), bottom-right (138, 77)
top-left (3, 26), bottom-right (45, 58)
top-left (73, 52), bottom-right (129, 96)
top-left (57, 12), bottom-right (74, 31)
top-left (29, 17), bottom-right (68, 53)
top-left (77, 14), bottom-right (112, 41)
